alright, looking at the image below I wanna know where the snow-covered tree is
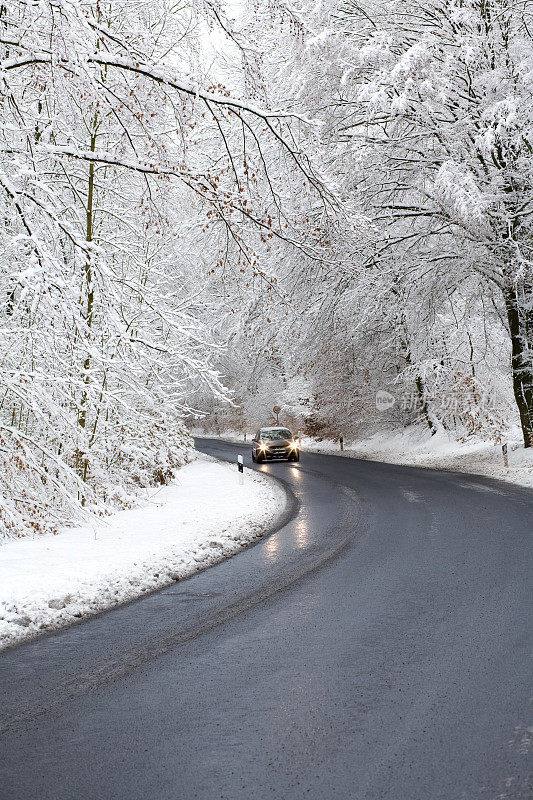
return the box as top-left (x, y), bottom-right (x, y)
top-left (242, 0), bottom-right (533, 445)
top-left (0, 0), bottom-right (326, 537)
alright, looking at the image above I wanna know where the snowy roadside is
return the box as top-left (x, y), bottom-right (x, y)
top-left (300, 426), bottom-right (533, 490)
top-left (195, 427), bottom-right (533, 490)
top-left (0, 454), bottom-right (286, 651)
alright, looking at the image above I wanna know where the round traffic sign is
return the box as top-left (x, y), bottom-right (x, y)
top-left (273, 405), bottom-right (281, 413)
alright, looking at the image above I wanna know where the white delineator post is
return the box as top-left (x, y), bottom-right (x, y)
top-left (502, 443), bottom-right (509, 469)
top-left (238, 454), bottom-right (244, 485)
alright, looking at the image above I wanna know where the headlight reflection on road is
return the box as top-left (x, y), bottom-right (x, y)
top-left (294, 511), bottom-right (310, 549)
top-left (286, 466), bottom-right (309, 547)
top-left (263, 510), bottom-right (310, 561)
top-left (263, 533), bottom-right (279, 561)
top-left (263, 464), bottom-right (309, 560)
top-left (289, 465), bottom-right (301, 480)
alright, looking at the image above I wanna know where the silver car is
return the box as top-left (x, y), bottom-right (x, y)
top-left (251, 427), bottom-right (300, 463)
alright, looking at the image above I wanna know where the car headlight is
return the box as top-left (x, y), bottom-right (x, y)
top-left (259, 442), bottom-right (268, 450)
top-left (290, 440), bottom-right (299, 450)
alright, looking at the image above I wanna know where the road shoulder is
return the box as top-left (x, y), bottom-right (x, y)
top-left (0, 454), bottom-right (287, 651)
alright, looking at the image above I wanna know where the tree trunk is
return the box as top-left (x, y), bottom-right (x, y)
top-left (414, 374), bottom-right (438, 436)
top-left (77, 122), bottom-right (97, 487)
top-left (504, 283), bottom-right (533, 447)
top-left (401, 329), bottom-right (439, 436)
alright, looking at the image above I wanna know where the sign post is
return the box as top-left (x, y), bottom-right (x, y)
top-left (238, 454), bottom-right (244, 485)
top-left (273, 405), bottom-right (281, 424)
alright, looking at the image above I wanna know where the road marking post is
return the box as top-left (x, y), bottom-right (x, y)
top-left (238, 454), bottom-right (244, 485)
top-left (502, 442), bottom-right (509, 469)
top-left (340, 435), bottom-right (344, 452)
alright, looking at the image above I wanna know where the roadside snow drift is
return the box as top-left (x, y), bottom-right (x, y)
top-left (0, 455), bottom-right (285, 650)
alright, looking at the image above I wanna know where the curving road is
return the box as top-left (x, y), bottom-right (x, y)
top-left (0, 439), bottom-right (531, 800)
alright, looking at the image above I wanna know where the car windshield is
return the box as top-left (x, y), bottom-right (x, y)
top-left (261, 429), bottom-right (291, 440)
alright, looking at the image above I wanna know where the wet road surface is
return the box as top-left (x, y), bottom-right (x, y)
top-left (0, 439), bottom-right (531, 799)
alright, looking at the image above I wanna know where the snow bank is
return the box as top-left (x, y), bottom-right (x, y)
top-left (0, 455), bottom-right (285, 650)
top-left (301, 425), bottom-right (533, 489)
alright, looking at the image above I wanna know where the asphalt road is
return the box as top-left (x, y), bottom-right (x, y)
top-left (1, 439), bottom-right (531, 800)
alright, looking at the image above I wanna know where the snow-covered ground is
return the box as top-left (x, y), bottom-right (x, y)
top-left (300, 425), bottom-right (533, 489)
top-left (0, 455), bottom-right (285, 650)
top-left (197, 427), bottom-right (533, 489)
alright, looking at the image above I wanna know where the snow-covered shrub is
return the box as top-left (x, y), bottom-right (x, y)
top-left (0, 430), bottom-right (82, 539)
top-left (104, 419), bottom-right (194, 490)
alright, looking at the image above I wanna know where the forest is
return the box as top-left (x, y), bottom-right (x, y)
top-left (1, 0), bottom-right (532, 538)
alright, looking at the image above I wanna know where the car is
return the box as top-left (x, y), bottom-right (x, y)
top-left (251, 426), bottom-right (300, 463)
